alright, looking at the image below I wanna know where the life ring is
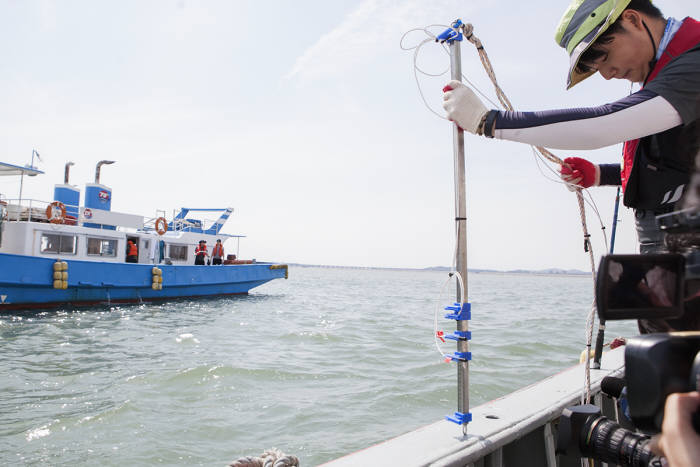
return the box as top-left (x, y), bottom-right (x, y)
top-left (155, 217), bottom-right (168, 235)
top-left (46, 201), bottom-right (66, 224)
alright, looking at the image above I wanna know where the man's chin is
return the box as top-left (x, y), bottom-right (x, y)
top-left (625, 70), bottom-right (645, 84)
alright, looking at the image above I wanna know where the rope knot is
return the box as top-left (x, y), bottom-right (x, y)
top-left (461, 23), bottom-right (474, 38)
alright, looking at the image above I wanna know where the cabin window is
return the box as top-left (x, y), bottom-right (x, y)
top-left (87, 237), bottom-right (117, 257)
top-left (169, 244), bottom-right (188, 261)
top-left (40, 233), bottom-right (77, 255)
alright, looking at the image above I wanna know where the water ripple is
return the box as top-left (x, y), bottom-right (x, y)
top-left (0, 267), bottom-right (637, 466)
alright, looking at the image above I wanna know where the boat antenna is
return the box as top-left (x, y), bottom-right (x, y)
top-left (95, 160), bottom-right (115, 184)
top-left (18, 149), bottom-right (42, 204)
top-left (64, 161), bottom-right (75, 184)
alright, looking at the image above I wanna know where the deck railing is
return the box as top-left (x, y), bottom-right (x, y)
top-left (0, 198), bottom-right (81, 224)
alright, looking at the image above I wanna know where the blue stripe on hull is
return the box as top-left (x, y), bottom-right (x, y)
top-left (0, 253), bottom-right (285, 309)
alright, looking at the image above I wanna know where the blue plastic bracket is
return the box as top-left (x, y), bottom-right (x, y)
top-left (435, 19), bottom-right (464, 44)
top-left (445, 330), bottom-right (471, 341)
top-left (446, 411), bottom-right (472, 425)
top-left (444, 302), bottom-right (470, 321)
top-left (445, 351), bottom-right (471, 362)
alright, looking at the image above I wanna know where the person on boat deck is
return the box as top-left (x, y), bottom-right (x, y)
top-left (442, 0), bottom-right (700, 334)
top-left (126, 240), bottom-right (138, 263)
top-left (194, 240), bottom-right (208, 265)
top-left (211, 239), bottom-right (224, 265)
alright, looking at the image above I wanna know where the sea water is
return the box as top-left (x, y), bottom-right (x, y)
top-left (0, 266), bottom-right (637, 466)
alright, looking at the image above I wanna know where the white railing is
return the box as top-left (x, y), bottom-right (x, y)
top-left (0, 198), bottom-right (80, 224)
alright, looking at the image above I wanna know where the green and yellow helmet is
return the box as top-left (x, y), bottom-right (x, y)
top-left (555, 0), bottom-right (635, 89)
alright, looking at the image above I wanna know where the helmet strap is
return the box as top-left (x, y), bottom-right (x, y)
top-left (642, 20), bottom-right (658, 85)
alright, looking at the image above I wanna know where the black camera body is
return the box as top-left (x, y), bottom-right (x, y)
top-left (556, 203), bottom-right (700, 465)
top-left (556, 160), bottom-right (700, 465)
top-left (556, 332), bottom-right (700, 466)
top-left (625, 332), bottom-right (700, 432)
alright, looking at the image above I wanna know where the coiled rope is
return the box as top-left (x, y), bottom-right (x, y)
top-left (229, 449), bottom-right (299, 467)
top-left (402, 22), bottom-right (602, 404)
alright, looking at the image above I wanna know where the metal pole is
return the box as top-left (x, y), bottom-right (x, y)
top-left (18, 149), bottom-right (36, 203)
top-left (593, 187), bottom-right (621, 368)
top-left (609, 187), bottom-right (621, 254)
top-left (18, 172), bottom-right (24, 203)
top-left (449, 38), bottom-right (469, 428)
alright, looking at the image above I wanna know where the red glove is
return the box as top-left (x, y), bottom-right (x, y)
top-left (560, 157), bottom-right (600, 189)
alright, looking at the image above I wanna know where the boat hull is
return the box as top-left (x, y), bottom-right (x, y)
top-left (0, 253), bottom-right (287, 310)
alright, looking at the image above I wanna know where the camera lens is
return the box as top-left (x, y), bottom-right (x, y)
top-left (582, 416), bottom-right (655, 467)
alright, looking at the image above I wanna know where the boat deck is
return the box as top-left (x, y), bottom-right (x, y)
top-left (322, 347), bottom-right (625, 467)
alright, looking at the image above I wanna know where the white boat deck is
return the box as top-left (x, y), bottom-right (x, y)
top-left (322, 347), bottom-right (625, 467)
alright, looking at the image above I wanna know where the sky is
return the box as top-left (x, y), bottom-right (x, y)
top-left (1, 0), bottom-right (697, 271)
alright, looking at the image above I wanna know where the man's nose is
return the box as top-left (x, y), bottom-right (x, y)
top-left (598, 64), bottom-right (616, 80)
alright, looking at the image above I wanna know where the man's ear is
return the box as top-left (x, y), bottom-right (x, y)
top-left (621, 9), bottom-right (645, 30)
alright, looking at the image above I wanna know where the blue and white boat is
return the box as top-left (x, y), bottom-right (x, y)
top-left (0, 159), bottom-right (287, 310)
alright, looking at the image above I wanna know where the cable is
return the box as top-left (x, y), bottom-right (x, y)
top-left (403, 22), bottom-right (605, 403)
top-left (433, 271), bottom-right (466, 359)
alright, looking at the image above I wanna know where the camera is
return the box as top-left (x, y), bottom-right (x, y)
top-left (556, 205), bottom-right (700, 466)
top-left (556, 333), bottom-right (700, 466)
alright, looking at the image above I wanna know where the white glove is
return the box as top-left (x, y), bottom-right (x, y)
top-left (442, 80), bottom-right (489, 134)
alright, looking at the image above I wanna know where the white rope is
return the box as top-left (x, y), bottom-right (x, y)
top-left (459, 24), bottom-right (601, 403)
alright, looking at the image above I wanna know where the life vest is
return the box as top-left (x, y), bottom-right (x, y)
top-left (212, 243), bottom-right (224, 257)
top-left (195, 244), bottom-right (207, 257)
top-left (621, 17), bottom-right (700, 210)
top-left (127, 241), bottom-right (137, 256)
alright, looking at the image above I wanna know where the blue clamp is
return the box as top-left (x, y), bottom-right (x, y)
top-left (435, 19), bottom-right (463, 44)
top-left (446, 411), bottom-right (472, 425)
top-left (445, 351), bottom-right (471, 362)
top-left (444, 302), bottom-right (470, 321)
top-left (445, 330), bottom-right (471, 341)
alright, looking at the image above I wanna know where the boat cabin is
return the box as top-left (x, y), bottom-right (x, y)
top-left (0, 161), bottom-right (242, 266)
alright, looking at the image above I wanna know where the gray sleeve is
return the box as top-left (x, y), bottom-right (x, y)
top-left (645, 44), bottom-right (700, 125)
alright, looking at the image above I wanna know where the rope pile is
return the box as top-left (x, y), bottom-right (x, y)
top-left (229, 449), bottom-right (299, 467)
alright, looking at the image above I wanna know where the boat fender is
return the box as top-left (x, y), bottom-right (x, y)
top-left (151, 267), bottom-right (163, 290)
top-left (52, 261), bottom-right (68, 288)
top-left (46, 201), bottom-right (66, 224)
top-left (269, 264), bottom-right (289, 279)
top-left (579, 337), bottom-right (626, 362)
top-left (579, 348), bottom-right (595, 363)
top-left (155, 217), bottom-right (168, 235)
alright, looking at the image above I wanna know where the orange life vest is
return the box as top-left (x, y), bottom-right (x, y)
top-left (212, 243), bottom-right (224, 257)
top-left (127, 241), bottom-right (137, 256)
top-left (195, 244), bottom-right (208, 256)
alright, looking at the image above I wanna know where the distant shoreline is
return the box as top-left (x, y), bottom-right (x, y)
top-left (283, 263), bottom-right (589, 277)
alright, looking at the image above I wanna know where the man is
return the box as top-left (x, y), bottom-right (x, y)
top-left (126, 239), bottom-right (138, 263)
top-left (443, 0), bottom-right (699, 251)
top-left (443, 0), bottom-right (699, 332)
top-left (211, 239), bottom-right (224, 265)
top-left (194, 240), bottom-right (208, 265)
top-left (652, 391), bottom-right (700, 466)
